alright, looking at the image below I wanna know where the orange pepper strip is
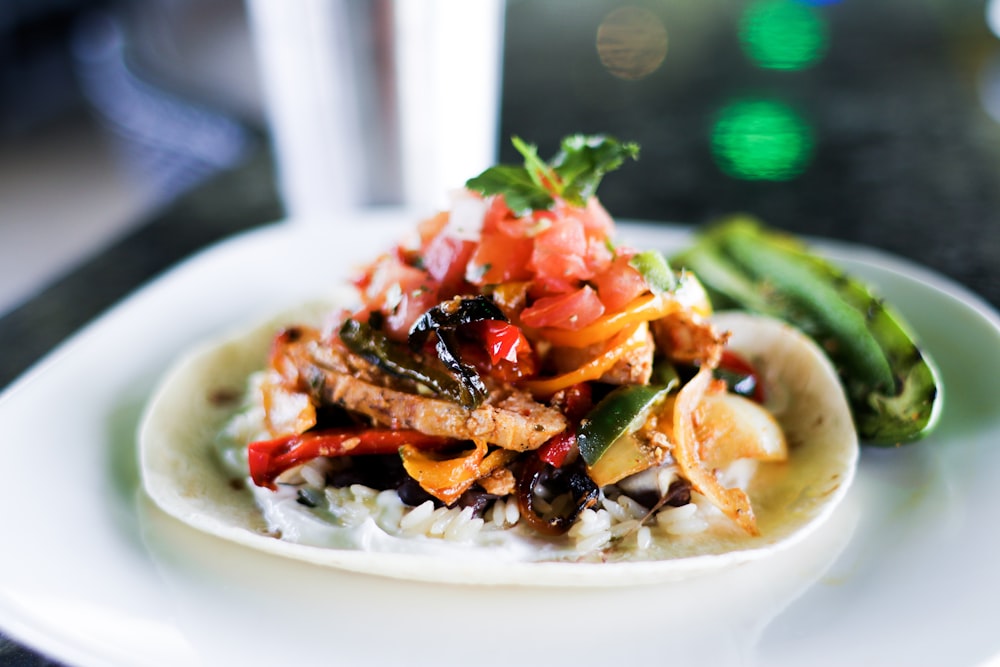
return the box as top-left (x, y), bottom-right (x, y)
top-left (400, 439), bottom-right (489, 506)
top-left (519, 324), bottom-right (646, 399)
top-left (530, 293), bottom-right (677, 348)
top-left (399, 441), bottom-right (519, 506)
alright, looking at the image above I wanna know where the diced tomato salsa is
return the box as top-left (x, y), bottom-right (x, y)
top-left (351, 191), bottom-right (660, 377)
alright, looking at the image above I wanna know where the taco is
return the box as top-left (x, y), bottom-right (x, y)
top-left (139, 135), bottom-right (857, 585)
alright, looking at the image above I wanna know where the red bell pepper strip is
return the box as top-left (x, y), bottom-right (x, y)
top-left (248, 428), bottom-right (454, 490)
top-left (478, 320), bottom-right (528, 365)
top-left (717, 349), bottom-right (765, 403)
top-left (535, 383), bottom-right (592, 468)
top-left (464, 320), bottom-right (538, 381)
top-left (537, 429), bottom-right (576, 468)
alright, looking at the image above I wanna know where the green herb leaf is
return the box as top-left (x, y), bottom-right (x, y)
top-left (465, 134), bottom-right (638, 215)
top-left (512, 136), bottom-right (558, 191)
top-left (465, 164), bottom-right (553, 215)
top-left (552, 135), bottom-right (640, 206)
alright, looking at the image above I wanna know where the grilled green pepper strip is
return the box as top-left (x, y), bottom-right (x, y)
top-left (650, 358), bottom-right (680, 393)
top-left (673, 216), bottom-right (941, 444)
top-left (629, 250), bottom-right (677, 294)
top-left (577, 384), bottom-right (669, 466)
top-left (338, 318), bottom-right (484, 409)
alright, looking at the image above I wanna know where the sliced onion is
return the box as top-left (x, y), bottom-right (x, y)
top-left (670, 367), bottom-right (758, 535)
top-left (444, 189), bottom-right (488, 240)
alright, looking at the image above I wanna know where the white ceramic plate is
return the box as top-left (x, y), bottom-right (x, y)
top-left (0, 214), bottom-right (997, 667)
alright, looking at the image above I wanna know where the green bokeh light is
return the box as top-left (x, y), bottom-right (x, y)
top-left (710, 98), bottom-right (814, 181)
top-left (740, 0), bottom-right (827, 70)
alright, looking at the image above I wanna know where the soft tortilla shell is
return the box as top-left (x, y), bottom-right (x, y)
top-left (139, 307), bottom-right (858, 586)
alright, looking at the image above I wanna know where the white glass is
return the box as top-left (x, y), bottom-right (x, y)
top-left (246, 0), bottom-right (505, 222)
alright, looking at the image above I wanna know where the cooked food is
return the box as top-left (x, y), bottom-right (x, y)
top-left (673, 217), bottom-right (942, 444)
top-left (139, 135), bottom-right (859, 585)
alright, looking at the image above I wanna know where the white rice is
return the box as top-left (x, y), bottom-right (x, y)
top-left (245, 458), bottom-right (731, 555)
top-left (656, 502), bottom-right (709, 536)
top-left (299, 460), bottom-right (328, 488)
top-left (398, 499), bottom-right (436, 534)
top-left (396, 502), bottom-right (485, 542)
top-left (488, 497), bottom-right (519, 528)
top-left (568, 509), bottom-right (613, 553)
top-left (444, 507), bottom-right (484, 541)
top-left (216, 379), bottom-right (756, 559)
top-left (429, 506), bottom-right (458, 537)
top-left (505, 498), bottom-right (521, 526)
top-left (635, 525), bottom-right (653, 550)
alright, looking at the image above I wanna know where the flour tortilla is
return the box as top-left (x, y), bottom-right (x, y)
top-left (138, 306), bottom-right (858, 586)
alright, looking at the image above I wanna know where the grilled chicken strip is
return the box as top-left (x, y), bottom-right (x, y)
top-left (651, 310), bottom-right (728, 368)
top-left (290, 335), bottom-right (567, 451)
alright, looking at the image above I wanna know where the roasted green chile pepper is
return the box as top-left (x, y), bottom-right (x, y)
top-left (407, 295), bottom-right (510, 408)
top-left (672, 216), bottom-right (942, 444)
top-left (407, 295), bottom-right (507, 342)
top-left (650, 358), bottom-right (680, 393)
top-left (339, 318), bottom-right (485, 409)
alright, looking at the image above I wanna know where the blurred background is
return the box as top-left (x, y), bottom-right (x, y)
top-left (1, 0), bottom-right (999, 320)
top-left (0, 0), bottom-right (260, 317)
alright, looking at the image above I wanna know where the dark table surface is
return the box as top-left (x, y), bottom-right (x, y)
top-left (1, 0), bottom-right (999, 664)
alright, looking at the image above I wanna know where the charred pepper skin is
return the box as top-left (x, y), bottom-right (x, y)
top-left (672, 216), bottom-right (942, 445)
top-left (339, 318), bottom-right (485, 409)
top-left (407, 295), bottom-right (512, 408)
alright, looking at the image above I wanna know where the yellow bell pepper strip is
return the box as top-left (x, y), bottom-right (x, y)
top-left (262, 326), bottom-right (321, 437)
top-left (260, 374), bottom-right (316, 438)
top-left (529, 293), bottom-right (671, 348)
top-left (519, 323), bottom-right (645, 399)
top-left (527, 272), bottom-right (712, 349)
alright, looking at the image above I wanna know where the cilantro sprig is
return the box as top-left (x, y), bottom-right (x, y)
top-left (466, 134), bottom-right (639, 216)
